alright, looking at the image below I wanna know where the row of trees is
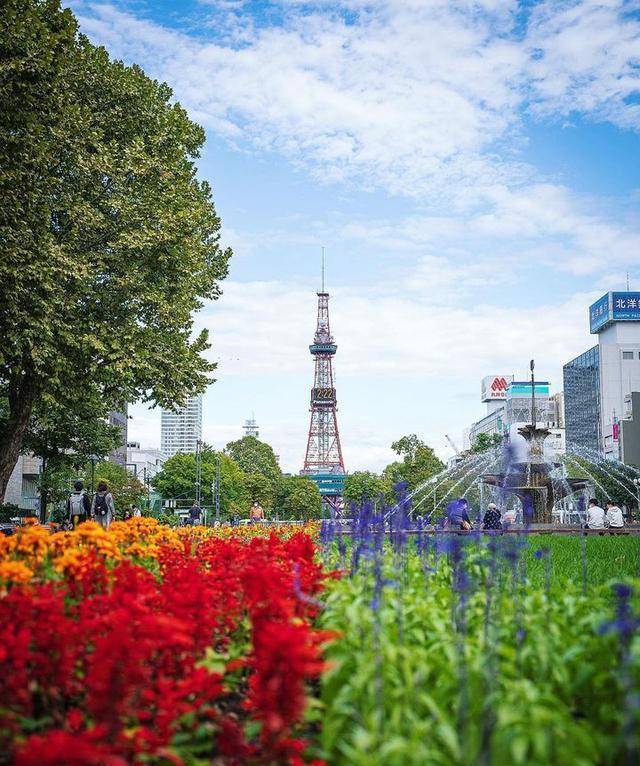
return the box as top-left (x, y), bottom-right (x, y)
top-left (0, 0), bottom-right (230, 506)
top-left (152, 436), bottom-right (322, 520)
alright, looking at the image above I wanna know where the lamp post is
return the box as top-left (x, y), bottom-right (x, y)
top-left (633, 478), bottom-right (640, 521)
top-left (215, 454), bottom-right (221, 524)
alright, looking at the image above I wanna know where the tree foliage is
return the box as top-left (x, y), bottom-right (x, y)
top-left (152, 449), bottom-right (245, 517)
top-left (0, 0), bottom-right (230, 499)
top-left (224, 436), bottom-right (282, 485)
top-left (471, 433), bottom-right (503, 453)
top-left (343, 471), bottom-right (387, 505)
top-left (382, 435), bottom-right (445, 495)
top-left (275, 476), bottom-right (322, 520)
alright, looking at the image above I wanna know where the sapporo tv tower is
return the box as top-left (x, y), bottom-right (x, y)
top-left (301, 250), bottom-right (345, 513)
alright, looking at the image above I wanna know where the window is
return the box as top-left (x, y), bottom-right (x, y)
top-left (623, 351), bottom-right (634, 360)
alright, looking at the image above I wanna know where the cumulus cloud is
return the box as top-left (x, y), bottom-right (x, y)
top-left (74, 0), bottom-right (640, 198)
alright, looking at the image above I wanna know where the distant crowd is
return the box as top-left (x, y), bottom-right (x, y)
top-left (446, 497), bottom-right (627, 530)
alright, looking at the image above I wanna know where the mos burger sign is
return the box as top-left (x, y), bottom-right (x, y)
top-left (481, 375), bottom-right (514, 402)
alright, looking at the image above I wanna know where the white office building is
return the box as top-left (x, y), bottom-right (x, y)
top-left (161, 395), bottom-right (203, 458)
top-left (564, 291), bottom-right (640, 464)
top-left (126, 442), bottom-right (165, 482)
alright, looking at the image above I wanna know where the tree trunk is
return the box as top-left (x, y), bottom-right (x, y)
top-left (0, 371), bottom-right (37, 504)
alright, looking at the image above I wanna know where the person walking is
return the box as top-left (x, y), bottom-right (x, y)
top-left (585, 498), bottom-right (606, 530)
top-left (482, 502), bottom-right (502, 531)
top-left (66, 480), bottom-right (91, 529)
top-left (605, 500), bottom-right (624, 528)
top-left (188, 502), bottom-right (202, 526)
top-left (250, 501), bottom-right (265, 523)
top-left (91, 481), bottom-right (115, 530)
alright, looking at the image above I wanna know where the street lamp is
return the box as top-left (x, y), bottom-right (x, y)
top-left (214, 453), bottom-right (221, 525)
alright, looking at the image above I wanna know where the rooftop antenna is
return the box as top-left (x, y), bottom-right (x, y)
top-left (321, 246), bottom-right (326, 293)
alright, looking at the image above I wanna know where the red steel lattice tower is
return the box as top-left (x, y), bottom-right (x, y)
top-left (302, 279), bottom-right (345, 510)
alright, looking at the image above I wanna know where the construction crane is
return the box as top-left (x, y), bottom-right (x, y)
top-left (445, 434), bottom-right (460, 455)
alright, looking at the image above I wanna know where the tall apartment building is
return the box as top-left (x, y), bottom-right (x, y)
top-left (161, 395), bottom-right (203, 459)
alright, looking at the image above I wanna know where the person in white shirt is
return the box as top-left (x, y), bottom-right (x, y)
top-left (585, 498), bottom-right (606, 529)
top-left (605, 501), bottom-right (624, 528)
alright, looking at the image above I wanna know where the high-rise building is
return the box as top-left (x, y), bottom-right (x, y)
top-left (563, 291), bottom-right (640, 460)
top-left (563, 346), bottom-right (600, 453)
top-left (108, 406), bottom-right (128, 466)
top-left (126, 442), bottom-right (165, 483)
top-left (161, 395), bottom-right (203, 459)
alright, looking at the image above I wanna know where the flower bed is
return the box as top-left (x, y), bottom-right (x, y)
top-left (316, 527), bottom-right (640, 766)
top-left (0, 519), bottom-right (330, 766)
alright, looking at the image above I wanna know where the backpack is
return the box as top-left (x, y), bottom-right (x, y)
top-left (94, 493), bottom-right (109, 517)
top-left (69, 492), bottom-right (85, 517)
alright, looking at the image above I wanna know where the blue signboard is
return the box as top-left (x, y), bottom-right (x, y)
top-left (590, 292), bottom-right (640, 333)
top-left (589, 293), bottom-right (611, 333)
top-left (612, 292), bottom-right (640, 321)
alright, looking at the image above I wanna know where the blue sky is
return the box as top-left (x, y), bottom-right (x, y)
top-left (69, 0), bottom-right (640, 471)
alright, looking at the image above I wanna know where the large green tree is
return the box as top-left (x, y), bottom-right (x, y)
top-left (275, 476), bottom-right (322, 520)
top-left (0, 0), bottom-right (230, 500)
top-left (471, 433), bottom-right (503, 453)
top-left (343, 471), bottom-right (387, 505)
top-left (152, 449), bottom-right (245, 517)
top-left (224, 436), bottom-right (282, 485)
top-left (382, 435), bottom-right (445, 495)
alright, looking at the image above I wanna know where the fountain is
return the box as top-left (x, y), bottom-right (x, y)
top-left (482, 422), bottom-right (589, 524)
top-left (482, 360), bottom-right (588, 524)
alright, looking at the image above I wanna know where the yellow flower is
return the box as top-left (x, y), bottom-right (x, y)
top-left (0, 560), bottom-right (33, 585)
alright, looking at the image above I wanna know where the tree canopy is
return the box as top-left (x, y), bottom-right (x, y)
top-left (152, 449), bottom-right (245, 517)
top-left (343, 471), bottom-right (387, 505)
top-left (224, 436), bottom-right (282, 485)
top-left (0, 0), bottom-right (230, 499)
top-left (471, 433), bottom-right (503, 453)
top-left (275, 476), bottom-right (322, 520)
top-left (382, 435), bottom-right (445, 495)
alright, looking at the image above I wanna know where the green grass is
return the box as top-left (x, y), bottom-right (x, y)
top-left (525, 535), bottom-right (639, 589)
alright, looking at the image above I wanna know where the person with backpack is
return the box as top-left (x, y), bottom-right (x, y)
top-left (91, 481), bottom-right (116, 530)
top-left (66, 480), bottom-right (91, 529)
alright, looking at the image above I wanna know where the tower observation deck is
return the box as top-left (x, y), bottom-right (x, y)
top-left (302, 286), bottom-right (345, 513)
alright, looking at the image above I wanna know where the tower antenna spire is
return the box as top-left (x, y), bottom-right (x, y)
top-left (321, 246), bottom-right (325, 293)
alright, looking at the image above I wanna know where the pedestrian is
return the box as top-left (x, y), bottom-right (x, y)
top-left (188, 502), bottom-right (202, 526)
top-left (132, 505), bottom-right (142, 518)
top-left (482, 502), bottom-right (502, 531)
top-left (123, 507), bottom-right (133, 521)
top-left (585, 498), bottom-right (606, 530)
top-left (446, 498), bottom-right (472, 530)
top-left (605, 500), bottom-right (624, 528)
top-left (249, 501), bottom-right (265, 523)
top-left (91, 481), bottom-right (115, 530)
top-left (66, 480), bottom-right (91, 529)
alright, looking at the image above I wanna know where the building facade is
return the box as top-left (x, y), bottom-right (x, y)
top-left (126, 442), bottom-right (165, 483)
top-left (161, 395), bottom-right (203, 459)
top-left (108, 406), bottom-right (128, 466)
top-left (563, 291), bottom-right (640, 461)
top-left (563, 346), bottom-right (600, 454)
top-left (468, 377), bottom-right (563, 448)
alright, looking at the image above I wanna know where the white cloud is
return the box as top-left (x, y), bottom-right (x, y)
top-left (527, 0), bottom-right (640, 130)
top-left (74, 0), bottom-right (640, 200)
